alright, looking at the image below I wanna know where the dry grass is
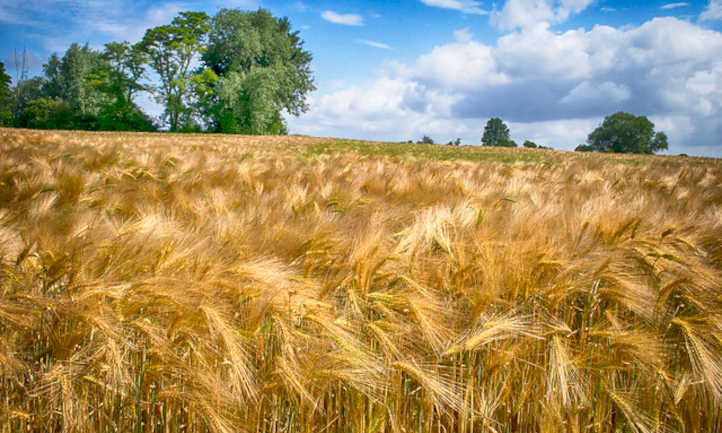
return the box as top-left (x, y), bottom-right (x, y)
top-left (1, 127), bottom-right (721, 433)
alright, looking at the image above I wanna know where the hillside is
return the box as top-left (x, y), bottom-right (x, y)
top-left (1, 128), bottom-right (721, 433)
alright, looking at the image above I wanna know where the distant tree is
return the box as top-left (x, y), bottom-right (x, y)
top-left (447, 138), bottom-right (461, 146)
top-left (586, 112), bottom-right (668, 154)
top-left (575, 144), bottom-right (594, 152)
top-left (482, 118), bottom-right (516, 147)
top-left (140, 11), bottom-right (210, 131)
top-left (418, 135), bottom-right (434, 144)
top-left (523, 140), bottom-right (537, 148)
top-left (0, 62), bottom-right (12, 125)
top-left (199, 8), bottom-right (314, 134)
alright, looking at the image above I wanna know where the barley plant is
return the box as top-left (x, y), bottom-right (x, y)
top-left (1, 128), bottom-right (721, 433)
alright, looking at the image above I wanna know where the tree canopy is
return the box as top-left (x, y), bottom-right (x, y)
top-left (199, 8), bottom-right (314, 134)
top-left (43, 43), bottom-right (108, 116)
top-left (585, 112), bottom-right (668, 154)
top-left (481, 118), bottom-right (516, 147)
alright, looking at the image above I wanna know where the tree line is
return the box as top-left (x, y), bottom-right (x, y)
top-left (478, 113), bottom-right (668, 154)
top-left (0, 8), bottom-right (314, 134)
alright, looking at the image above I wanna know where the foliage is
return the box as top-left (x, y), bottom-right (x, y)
top-left (0, 62), bottom-right (12, 125)
top-left (417, 135), bottom-right (435, 144)
top-left (93, 41), bottom-right (148, 105)
top-left (575, 144), bottom-right (594, 152)
top-left (9, 76), bottom-right (45, 121)
top-left (586, 111), bottom-right (668, 154)
top-left (140, 11), bottom-right (210, 131)
top-left (8, 43), bottom-right (155, 132)
top-left (447, 138), bottom-right (461, 146)
top-left (523, 140), bottom-right (537, 148)
top-left (481, 117), bottom-right (516, 147)
top-left (87, 42), bottom-right (156, 131)
top-left (194, 68), bottom-right (288, 135)
top-left (42, 43), bottom-right (109, 115)
top-left (18, 97), bottom-right (75, 129)
top-left (199, 8), bottom-right (314, 134)
top-left (1, 128), bottom-right (720, 433)
top-left (96, 102), bottom-right (157, 131)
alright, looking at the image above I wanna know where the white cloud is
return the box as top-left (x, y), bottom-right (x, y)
top-left (321, 10), bottom-right (364, 26)
top-left (700, 0), bottom-right (722, 21)
top-left (491, 0), bottom-right (595, 30)
top-left (453, 27), bottom-right (473, 42)
top-left (289, 17), bottom-right (722, 156)
top-left (358, 39), bottom-right (392, 50)
top-left (414, 42), bottom-right (509, 89)
top-left (661, 2), bottom-right (689, 9)
top-left (420, 0), bottom-right (487, 15)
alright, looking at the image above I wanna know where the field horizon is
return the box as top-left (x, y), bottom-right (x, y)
top-left (1, 127), bottom-right (721, 433)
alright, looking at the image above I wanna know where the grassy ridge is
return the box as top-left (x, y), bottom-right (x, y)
top-left (1, 128), bottom-right (721, 433)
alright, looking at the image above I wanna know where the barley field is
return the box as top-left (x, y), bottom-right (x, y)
top-left (1, 127), bottom-right (721, 433)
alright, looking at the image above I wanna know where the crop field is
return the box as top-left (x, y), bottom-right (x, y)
top-left (1, 127), bottom-right (721, 433)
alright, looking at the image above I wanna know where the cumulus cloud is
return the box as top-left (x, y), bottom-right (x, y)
top-left (289, 16), bottom-right (722, 156)
top-left (321, 10), bottom-right (364, 26)
top-left (414, 41), bottom-right (509, 90)
top-left (700, 0), bottom-right (722, 21)
top-left (419, 0), bottom-right (487, 15)
top-left (491, 0), bottom-right (595, 30)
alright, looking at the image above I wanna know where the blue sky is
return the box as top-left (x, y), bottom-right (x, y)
top-left (2, 0), bottom-right (722, 156)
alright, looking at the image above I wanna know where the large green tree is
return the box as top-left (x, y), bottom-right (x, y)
top-left (199, 8), bottom-right (314, 134)
top-left (43, 43), bottom-right (108, 116)
top-left (140, 11), bottom-right (210, 131)
top-left (97, 42), bottom-right (148, 104)
top-left (481, 117), bottom-right (516, 147)
top-left (586, 112), bottom-right (668, 154)
top-left (86, 42), bottom-right (156, 131)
